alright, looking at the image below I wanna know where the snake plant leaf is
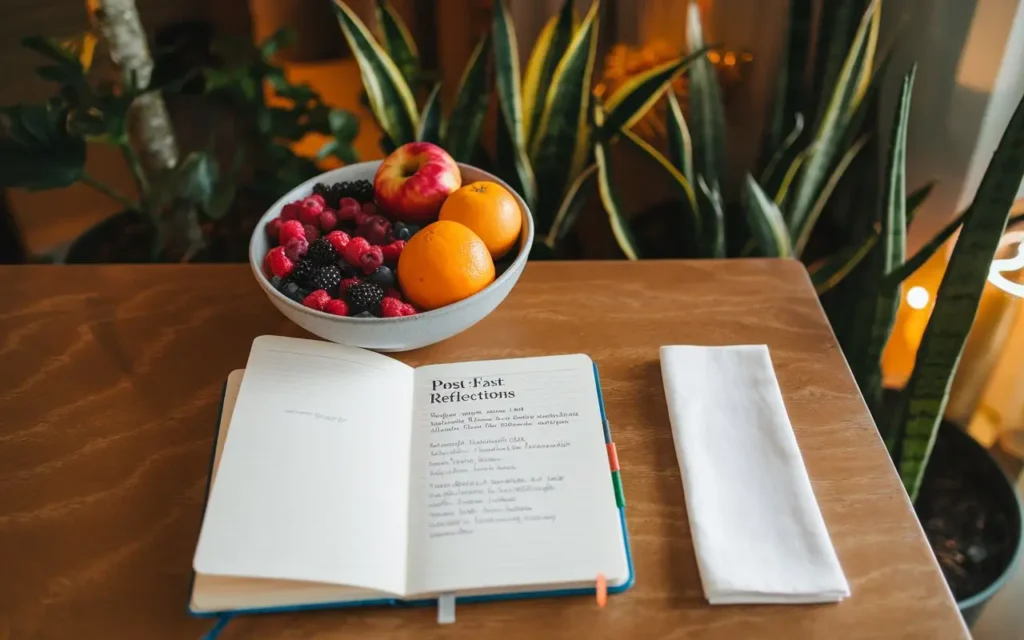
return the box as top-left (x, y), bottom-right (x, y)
top-left (375, 0), bottom-right (420, 89)
top-left (811, 231), bottom-right (879, 294)
top-left (333, 0), bottom-right (418, 146)
top-left (530, 0), bottom-right (600, 232)
top-left (696, 176), bottom-right (726, 258)
top-left (760, 113), bottom-right (804, 194)
top-left (621, 127), bottom-right (699, 217)
top-left (523, 0), bottom-right (575, 146)
top-left (601, 48), bottom-right (709, 137)
top-left (444, 35), bottom-right (492, 163)
top-left (665, 90), bottom-right (694, 185)
top-left (686, 1), bottom-right (727, 189)
top-left (786, 0), bottom-right (879, 246)
top-left (416, 83), bottom-right (442, 144)
top-left (855, 68), bottom-right (916, 397)
top-left (893, 88), bottom-right (1024, 501)
top-left (545, 164), bottom-right (597, 247)
top-left (793, 135), bottom-right (870, 256)
top-left (774, 149), bottom-right (807, 207)
top-left (763, 0), bottom-right (813, 157)
top-left (905, 180), bottom-right (936, 227)
top-left (742, 175), bottom-right (793, 257)
top-left (594, 102), bottom-right (641, 260)
top-left (492, 0), bottom-right (537, 209)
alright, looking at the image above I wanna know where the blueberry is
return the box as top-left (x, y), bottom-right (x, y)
top-left (394, 222), bottom-right (411, 241)
top-left (271, 275), bottom-right (283, 289)
top-left (367, 265), bottom-right (396, 290)
top-left (337, 261), bottom-right (359, 279)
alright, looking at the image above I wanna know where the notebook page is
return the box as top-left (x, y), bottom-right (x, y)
top-left (194, 336), bottom-right (414, 595)
top-left (405, 355), bottom-right (627, 595)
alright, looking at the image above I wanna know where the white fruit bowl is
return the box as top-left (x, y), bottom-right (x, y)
top-left (249, 161), bottom-right (534, 352)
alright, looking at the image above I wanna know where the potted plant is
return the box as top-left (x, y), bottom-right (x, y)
top-left (0, 0), bottom-right (359, 263)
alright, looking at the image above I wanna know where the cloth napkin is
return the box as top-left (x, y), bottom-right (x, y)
top-left (660, 345), bottom-right (850, 605)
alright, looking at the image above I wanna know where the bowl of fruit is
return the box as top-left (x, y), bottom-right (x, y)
top-left (251, 142), bottom-right (534, 351)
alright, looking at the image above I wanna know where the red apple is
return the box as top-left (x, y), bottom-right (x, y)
top-left (374, 142), bottom-right (461, 224)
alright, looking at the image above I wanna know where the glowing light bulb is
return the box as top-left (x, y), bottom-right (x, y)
top-left (907, 286), bottom-right (930, 310)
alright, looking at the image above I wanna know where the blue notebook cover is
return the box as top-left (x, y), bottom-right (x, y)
top-left (189, 362), bottom-right (634, 618)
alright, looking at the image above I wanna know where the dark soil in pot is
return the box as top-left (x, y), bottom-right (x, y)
top-left (914, 421), bottom-right (1023, 626)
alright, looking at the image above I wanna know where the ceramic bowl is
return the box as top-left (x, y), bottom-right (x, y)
top-left (249, 161), bottom-right (534, 351)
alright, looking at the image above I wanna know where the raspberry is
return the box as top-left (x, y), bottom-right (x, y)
top-left (302, 289), bottom-right (331, 311)
top-left (325, 230), bottom-right (351, 254)
top-left (337, 197), bottom-right (361, 221)
top-left (399, 302), bottom-right (417, 316)
top-left (302, 223), bottom-right (320, 243)
top-left (381, 240), bottom-right (405, 264)
top-left (342, 236), bottom-right (371, 265)
top-left (280, 202), bottom-right (302, 221)
top-left (279, 219), bottom-right (305, 246)
top-left (324, 299), bottom-right (350, 316)
top-left (307, 193), bottom-right (326, 208)
top-left (266, 217), bottom-right (284, 244)
top-left (283, 236), bottom-right (308, 261)
top-left (361, 202), bottom-right (377, 217)
top-left (380, 297), bottom-right (406, 318)
top-left (319, 209), bottom-right (338, 232)
top-left (356, 215), bottom-right (392, 245)
top-left (338, 277), bottom-right (361, 294)
top-left (297, 201), bottom-right (321, 226)
top-left (264, 246), bottom-right (294, 279)
top-left (384, 288), bottom-right (403, 300)
top-left (360, 246), bottom-right (383, 274)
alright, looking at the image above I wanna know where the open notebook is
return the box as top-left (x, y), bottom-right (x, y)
top-left (190, 336), bottom-right (632, 616)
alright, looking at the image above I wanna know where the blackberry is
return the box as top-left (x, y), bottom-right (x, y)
top-left (353, 310), bottom-right (376, 318)
top-left (306, 237), bottom-right (338, 266)
top-left (337, 261), bottom-right (360, 279)
top-left (290, 260), bottom-right (318, 288)
top-left (346, 281), bottom-right (384, 314)
top-left (309, 264), bottom-right (343, 295)
top-left (312, 180), bottom-right (375, 208)
top-left (366, 265), bottom-right (396, 290)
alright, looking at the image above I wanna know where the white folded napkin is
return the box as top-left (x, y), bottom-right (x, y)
top-left (660, 345), bottom-right (850, 605)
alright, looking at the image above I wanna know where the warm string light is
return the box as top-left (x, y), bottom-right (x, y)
top-left (906, 286), bottom-right (930, 310)
top-left (988, 231), bottom-right (1024, 298)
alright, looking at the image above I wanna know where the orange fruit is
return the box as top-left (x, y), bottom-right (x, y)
top-left (438, 181), bottom-right (522, 259)
top-left (397, 220), bottom-right (495, 310)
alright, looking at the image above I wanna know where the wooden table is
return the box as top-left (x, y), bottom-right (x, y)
top-left (0, 261), bottom-right (967, 639)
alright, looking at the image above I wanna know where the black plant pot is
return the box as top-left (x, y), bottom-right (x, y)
top-left (914, 421), bottom-right (1024, 627)
top-left (64, 211), bottom-right (156, 263)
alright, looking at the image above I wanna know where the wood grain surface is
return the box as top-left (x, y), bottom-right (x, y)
top-left (0, 261), bottom-right (967, 639)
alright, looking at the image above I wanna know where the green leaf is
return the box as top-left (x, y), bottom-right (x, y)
top-left (891, 85), bottom-right (1024, 501)
top-left (665, 90), bottom-right (694, 185)
top-left (786, 0), bottom-right (879, 247)
top-left (523, 0), bottom-right (575, 146)
top-left (444, 35), bottom-right (492, 162)
top-left (763, 0), bottom-right (812, 159)
top-left (601, 48), bottom-right (709, 135)
top-left (854, 67), bottom-right (916, 398)
top-left (546, 164), bottom-right (597, 247)
top-left (530, 0), bottom-right (600, 232)
top-left (332, 0), bottom-right (418, 146)
top-left (774, 149), bottom-right (807, 206)
top-left (905, 180), bottom-right (936, 227)
top-left (742, 175), bottom-right (793, 257)
top-left (759, 113), bottom-right (804, 194)
top-left (22, 35), bottom-right (83, 68)
top-left (0, 103), bottom-right (85, 189)
top-left (620, 127), bottom-right (700, 230)
top-left (594, 102), bottom-right (640, 260)
top-left (259, 28), bottom-right (296, 58)
top-left (416, 83), bottom-right (443, 143)
top-left (695, 177), bottom-right (726, 258)
top-left (686, 1), bottom-right (727, 189)
top-left (492, 0), bottom-right (537, 209)
top-left (327, 108), bottom-right (360, 142)
top-left (811, 232), bottom-right (879, 294)
top-left (375, 0), bottom-right (420, 88)
top-left (792, 134), bottom-right (870, 255)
